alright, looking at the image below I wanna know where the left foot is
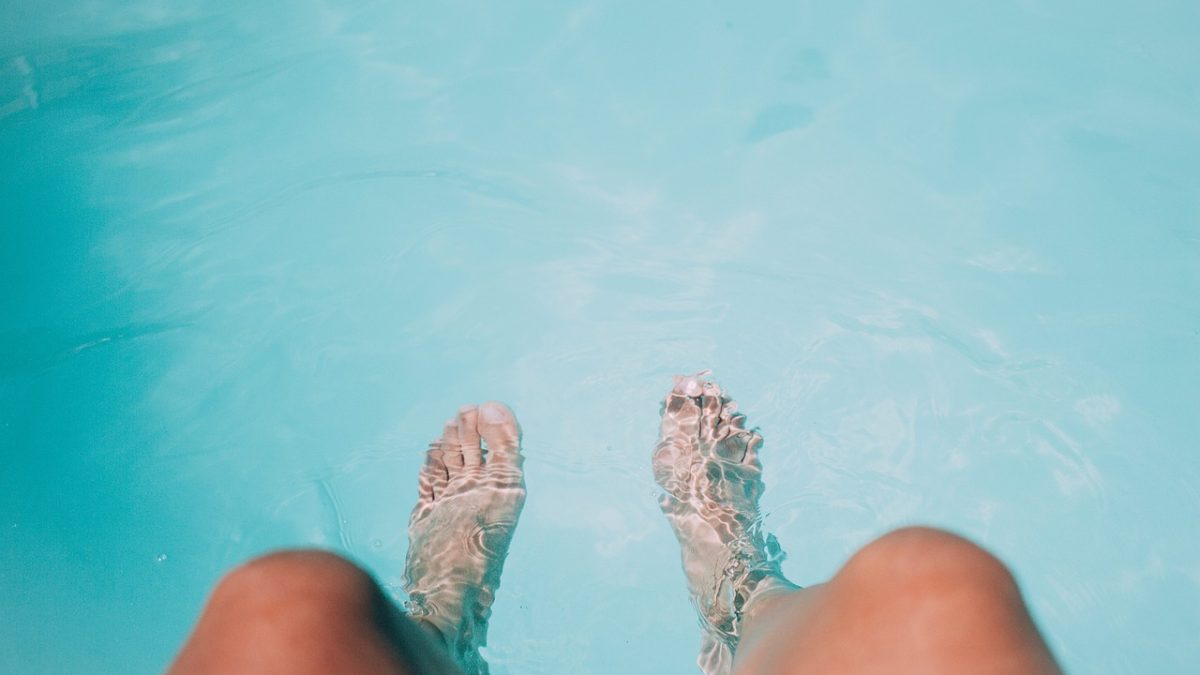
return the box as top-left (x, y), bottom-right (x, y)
top-left (402, 402), bottom-right (526, 674)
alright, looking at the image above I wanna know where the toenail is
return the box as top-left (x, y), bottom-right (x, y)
top-left (481, 404), bottom-right (509, 423)
top-left (677, 377), bottom-right (703, 397)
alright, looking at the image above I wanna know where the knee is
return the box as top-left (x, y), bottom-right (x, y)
top-left (209, 549), bottom-right (384, 619)
top-left (836, 527), bottom-right (1021, 609)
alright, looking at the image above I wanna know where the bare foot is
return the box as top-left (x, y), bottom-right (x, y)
top-left (653, 372), bottom-right (797, 675)
top-left (402, 402), bottom-right (526, 675)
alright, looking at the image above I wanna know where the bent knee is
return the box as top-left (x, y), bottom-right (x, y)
top-left (836, 527), bottom-right (1020, 605)
top-left (209, 549), bottom-right (383, 617)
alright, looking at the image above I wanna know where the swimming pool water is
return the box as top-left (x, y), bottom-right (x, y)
top-left (2, 2), bottom-right (1198, 673)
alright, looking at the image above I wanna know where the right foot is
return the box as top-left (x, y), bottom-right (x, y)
top-left (653, 373), bottom-right (796, 675)
top-left (402, 402), bottom-right (527, 674)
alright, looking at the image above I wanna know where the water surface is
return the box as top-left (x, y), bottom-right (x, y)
top-left (2, 2), bottom-right (1198, 673)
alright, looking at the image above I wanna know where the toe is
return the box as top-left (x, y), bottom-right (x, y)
top-left (457, 405), bottom-right (483, 469)
top-left (660, 390), bottom-right (701, 441)
top-left (702, 387), bottom-right (762, 466)
top-left (420, 439), bottom-right (449, 501)
top-left (742, 430), bottom-right (764, 470)
top-left (440, 419), bottom-right (465, 473)
top-left (714, 428), bottom-right (751, 462)
top-left (699, 385), bottom-right (725, 444)
top-left (477, 401), bottom-right (521, 466)
top-left (672, 369), bottom-right (711, 397)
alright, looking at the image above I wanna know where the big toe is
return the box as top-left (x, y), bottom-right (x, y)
top-left (655, 383), bottom-right (703, 482)
top-left (660, 389), bottom-right (702, 440)
top-left (478, 401), bottom-right (521, 466)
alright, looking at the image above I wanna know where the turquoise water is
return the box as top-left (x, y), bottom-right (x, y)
top-left (2, 2), bottom-right (1199, 673)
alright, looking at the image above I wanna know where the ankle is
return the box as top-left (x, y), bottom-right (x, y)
top-left (413, 618), bottom-right (450, 647)
top-left (409, 608), bottom-right (489, 674)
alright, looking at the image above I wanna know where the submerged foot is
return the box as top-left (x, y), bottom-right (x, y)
top-left (403, 402), bottom-right (526, 674)
top-left (653, 373), bottom-right (796, 675)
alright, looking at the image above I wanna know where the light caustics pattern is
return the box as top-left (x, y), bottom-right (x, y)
top-left (1, 2), bottom-right (1198, 674)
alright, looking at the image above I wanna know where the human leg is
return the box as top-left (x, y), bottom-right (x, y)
top-left (167, 550), bottom-right (460, 675)
top-left (653, 373), bottom-right (1062, 675)
top-left (731, 527), bottom-right (1063, 674)
top-left (170, 401), bottom-right (526, 675)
